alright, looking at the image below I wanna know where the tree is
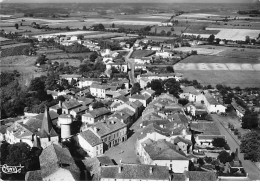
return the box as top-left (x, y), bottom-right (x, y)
top-left (245, 36), bottom-right (250, 44)
top-left (166, 66), bottom-right (174, 73)
top-left (14, 23), bottom-right (19, 30)
top-left (1, 142), bottom-right (41, 180)
top-left (94, 60), bottom-right (106, 72)
top-left (29, 76), bottom-right (46, 92)
top-left (218, 151), bottom-right (232, 164)
top-left (160, 30), bottom-right (166, 36)
top-left (92, 101), bottom-right (105, 109)
top-left (163, 78), bottom-right (181, 98)
top-left (240, 132), bottom-right (260, 162)
top-left (166, 31), bottom-right (172, 36)
top-left (147, 79), bottom-right (164, 96)
top-left (71, 78), bottom-right (77, 86)
top-left (60, 79), bottom-right (70, 89)
top-left (112, 23), bottom-right (115, 28)
top-left (90, 52), bottom-right (99, 62)
top-left (77, 34), bottom-right (84, 40)
top-left (35, 54), bottom-right (47, 65)
top-left (197, 158), bottom-right (205, 166)
top-left (82, 25), bottom-right (87, 30)
top-left (131, 83), bottom-right (141, 95)
top-left (208, 34), bottom-right (215, 44)
top-left (45, 72), bottom-right (59, 90)
top-left (212, 137), bottom-right (227, 148)
top-left (93, 24), bottom-right (105, 31)
top-left (242, 110), bottom-right (259, 129)
top-left (178, 98), bottom-right (189, 106)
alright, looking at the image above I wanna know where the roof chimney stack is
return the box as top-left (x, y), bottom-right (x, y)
top-left (149, 167), bottom-right (153, 174)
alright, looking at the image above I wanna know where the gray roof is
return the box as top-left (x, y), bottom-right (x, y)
top-left (90, 119), bottom-right (126, 137)
top-left (182, 86), bottom-right (200, 95)
top-left (100, 164), bottom-right (169, 180)
top-left (79, 129), bottom-right (102, 146)
top-left (39, 143), bottom-right (80, 179)
top-left (186, 171), bottom-right (218, 181)
top-left (83, 107), bottom-right (110, 118)
top-left (25, 170), bottom-right (42, 181)
top-left (97, 156), bottom-right (115, 166)
top-left (142, 139), bottom-right (189, 160)
top-left (62, 99), bottom-right (82, 110)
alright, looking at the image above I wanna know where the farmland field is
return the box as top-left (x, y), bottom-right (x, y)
top-left (172, 47), bottom-right (224, 55)
top-left (177, 70), bottom-right (260, 88)
top-left (206, 28), bottom-right (260, 40)
top-left (0, 55), bottom-right (46, 85)
top-left (51, 59), bottom-right (81, 67)
top-left (177, 55), bottom-right (259, 64)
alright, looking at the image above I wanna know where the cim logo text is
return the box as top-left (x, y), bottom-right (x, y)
top-left (0, 164), bottom-right (24, 174)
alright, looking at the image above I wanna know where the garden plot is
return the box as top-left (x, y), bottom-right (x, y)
top-left (206, 28), bottom-right (260, 41)
top-left (172, 47), bottom-right (224, 55)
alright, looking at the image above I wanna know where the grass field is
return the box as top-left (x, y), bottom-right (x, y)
top-left (178, 55), bottom-right (259, 64)
top-left (206, 28), bottom-right (260, 40)
top-left (0, 55), bottom-right (46, 85)
top-left (172, 47), bottom-right (224, 55)
top-left (51, 59), bottom-right (81, 67)
top-left (177, 70), bottom-right (260, 88)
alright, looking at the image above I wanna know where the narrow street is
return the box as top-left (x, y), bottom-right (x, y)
top-left (212, 114), bottom-right (260, 180)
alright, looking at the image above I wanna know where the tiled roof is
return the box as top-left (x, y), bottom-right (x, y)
top-left (182, 86), bottom-right (200, 95)
top-left (130, 94), bottom-right (149, 100)
top-left (90, 84), bottom-right (110, 90)
top-left (97, 156), bottom-right (114, 166)
top-left (170, 173), bottom-right (186, 181)
top-left (39, 143), bottom-right (80, 179)
top-left (190, 122), bottom-right (221, 135)
top-left (90, 119), bottom-right (126, 137)
top-left (115, 95), bottom-right (129, 103)
top-left (62, 99), bottom-right (82, 110)
top-left (77, 97), bottom-right (93, 105)
top-left (130, 50), bottom-right (156, 59)
top-left (173, 136), bottom-right (192, 145)
top-left (37, 108), bottom-right (58, 138)
top-left (6, 122), bottom-right (35, 139)
top-left (231, 101), bottom-right (246, 114)
top-left (133, 100), bottom-right (143, 107)
top-left (120, 108), bottom-right (135, 116)
top-left (141, 89), bottom-right (155, 96)
top-left (205, 93), bottom-right (219, 105)
top-left (79, 129), bottom-right (102, 146)
top-left (83, 107), bottom-right (110, 118)
top-left (100, 163), bottom-right (169, 180)
top-left (25, 170), bottom-right (42, 181)
top-left (185, 171), bottom-right (218, 181)
top-left (142, 139), bottom-right (189, 160)
top-left (71, 106), bottom-right (88, 113)
top-left (60, 74), bottom-right (81, 79)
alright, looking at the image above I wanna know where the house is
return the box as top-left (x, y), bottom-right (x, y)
top-left (35, 107), bottom-right (59, 149)
top-left (59, 74), bottom-right (82, 84)
top-left (5, 107), bottom-right (59, 149)
top-left (82, 107), bottom-right (110, 125)
top-left (100, 163), bottom-right (170, 181)
top-left (82, 156), bottom-right (115, 181)
top-left (90, 84), bottom-right (110, 98)
top-left (27, 143), bottom-right (81, 181)
top-left (137, 73), bottom-right (182, 88)
top-left (87, 118), bottom-right (127, 150)
top-left (70, 105), bottom-right (88, 118)
top-left (130, 50), bottom-right (156, 64)
top-left (141, 89), bottom-right (155, 98)
top-left (231, 100), bottom-right (245, 119)
top-left (77, 78), bottom-right (101, 88)
top-left (0, 125), bottom-right (8, 142)
top-left (137, 139), bottom-right (189, 173)
top-left (204, 92), bottom-right (226, 113)
top-left (111, 110), bottom-right (133, 128)
top-left (62, 99), bottom-right (82, 114)
top-left (76, 129), bottom-right (103, 158)
top-left (129, 94), bottom-right (151, 107)
top-left (185, 171), bottom-right (218, 181)
top-left (173, 136), bottom-right (193, 155)
top-left (155, 51), bottom-right (174, 58)
top-left (179, 86), bottom-right (204, 103)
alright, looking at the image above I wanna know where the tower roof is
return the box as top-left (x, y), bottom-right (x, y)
top-left (38, 106), bottom-right (58, 138)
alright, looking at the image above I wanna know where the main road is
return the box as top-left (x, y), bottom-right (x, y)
top-left (212, 114), bottom-right (260, 180)
top-left (124, 47), bottom-right (136, 85)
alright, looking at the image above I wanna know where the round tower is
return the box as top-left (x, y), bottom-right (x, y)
top-left (58, 114), bottom-right (73, 140)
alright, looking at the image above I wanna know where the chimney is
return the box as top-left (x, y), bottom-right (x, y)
top-left (93, 127), bottom-right (97, 133)
top-left (118, 165), bottom-right (122, 173)
top-left (149, 167), bottom-right (153, 174)
top-left (59, 101), bottom-right (62, 107)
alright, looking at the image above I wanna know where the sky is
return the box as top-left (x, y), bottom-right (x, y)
top-left (0, 0), bottom-right (257, 3)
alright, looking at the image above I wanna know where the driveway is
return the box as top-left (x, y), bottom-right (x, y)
top-left (212, 114), bottom-right (260, 180)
